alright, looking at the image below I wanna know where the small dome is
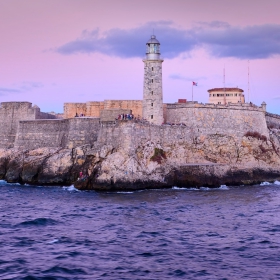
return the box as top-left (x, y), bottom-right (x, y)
top-left (147, 35), bottom-right (160, 44)
top-left (33, 104), bottom-right (39, 108)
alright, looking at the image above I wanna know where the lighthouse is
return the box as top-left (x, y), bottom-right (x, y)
top-left (142, 35), bottom-right (164, 125)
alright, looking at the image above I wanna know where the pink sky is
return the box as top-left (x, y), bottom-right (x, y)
top-left (1, 0), bottom-right (280, 113)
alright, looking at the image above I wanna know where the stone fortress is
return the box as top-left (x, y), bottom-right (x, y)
top-left (0, 35), bottom-right (279, 152)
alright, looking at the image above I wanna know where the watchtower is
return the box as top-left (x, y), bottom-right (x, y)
top-left (142, 35), bottom-right (164, 125)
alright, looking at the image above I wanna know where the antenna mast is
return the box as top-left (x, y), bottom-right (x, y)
top-left (248, 60), bottom-right (250, 103)
top-left (223, 65), bottom-right (226, 105)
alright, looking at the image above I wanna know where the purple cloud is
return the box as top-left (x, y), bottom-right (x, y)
top-left (56, 21), bottom-right (280, 60)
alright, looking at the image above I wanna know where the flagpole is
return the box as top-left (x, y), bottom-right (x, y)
top-left (192, 83), bottom-right (193, 102)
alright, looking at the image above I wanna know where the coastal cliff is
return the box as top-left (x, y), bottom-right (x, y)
top-left (1, 121), bottom-right (280, 190)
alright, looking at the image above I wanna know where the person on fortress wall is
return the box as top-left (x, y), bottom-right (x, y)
top-left (75, 113), bottom-right (78, 117)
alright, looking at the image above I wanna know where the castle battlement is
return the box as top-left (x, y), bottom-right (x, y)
top-left (167, 102), bottom-right (265, 112)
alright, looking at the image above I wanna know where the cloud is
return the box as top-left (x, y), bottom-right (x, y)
top-left (57, 21), bottom-right (196, 59)
top-left (169, 74), bottom-right (207, 81)
top-left (0, 82), bottom-right (44, 96)
top-left (0, 87), bottom-right (21, 96)
top-left (56, 21), bottom-right (280, 60)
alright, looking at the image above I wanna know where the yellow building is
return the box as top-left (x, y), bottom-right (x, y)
top-left (208, 88), bottom-right (245, 105)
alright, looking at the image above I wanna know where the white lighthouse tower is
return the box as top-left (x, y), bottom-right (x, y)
top-left (142, 35), bottom-right (164, 125)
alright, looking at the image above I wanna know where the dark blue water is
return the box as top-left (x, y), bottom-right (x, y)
top-left (1, 180), bottom-right (280, 280)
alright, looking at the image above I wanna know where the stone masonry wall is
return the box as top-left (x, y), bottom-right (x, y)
top-left (15, 120), bottom-right (69, 150)
top-left (14, 117), bottom-right (101, 150)
top-left (0, 102), bottom-right (54, 148)
top-left (103, 100), bottom-right (142, 118)
top-left (266, 112), bottom-right (280, 128)
top-left (64, 103), bottom-right (87, 119)
top-left (63, 100), bottom-right (142, 119)
top-left (66, 117), bottom-right (100, 149)
top-left (166, 103), bottom-right (269, 139)
top-left (100, 109), bottom-right (132, 122)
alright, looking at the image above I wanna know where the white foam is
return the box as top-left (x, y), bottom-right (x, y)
top-left (116, 191), bottom-right (134, 194)
top-left (172, 186), bottom-right (199, 191)
top-left (200, 187), bottom-right (210, 191)
top-left (63, 185), bottom-right (79, 192)
top-left (219, 185), bottom-right (229, 190)
top-left (274, 180), bottom-right (280, 185)
top-left (0, 180), bottom-right (21, 186)
top-left (47, 239), bottom-right (59, 244)
top-left (172, 186), bottom-right (187, 190)
top-left (260, 181), bottom-right (271, 186)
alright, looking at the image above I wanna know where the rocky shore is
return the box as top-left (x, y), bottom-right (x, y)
top-left (1, 122), bottom-right (280, 190)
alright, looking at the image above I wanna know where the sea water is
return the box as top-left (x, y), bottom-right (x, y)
top-left (0, 180), bottom-right (280, 279)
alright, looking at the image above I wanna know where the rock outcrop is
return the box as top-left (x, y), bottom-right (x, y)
top-left (1, 121), bottom-right (280, 190)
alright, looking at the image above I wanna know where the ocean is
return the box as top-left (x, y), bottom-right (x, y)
top-left (0, 180), bottom-right (280, 280)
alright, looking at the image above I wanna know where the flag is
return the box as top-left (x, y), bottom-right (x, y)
top-left (193, 81), bottom-right (198, 86)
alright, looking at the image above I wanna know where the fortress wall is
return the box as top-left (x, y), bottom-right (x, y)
top-left (14, 118), bottom-right (101, 150)
top-left (97, 122), bottom-right (194, 151)
top-left (86, 102), bottom-right (104, 117)
top-left (0, 102), bottom-right (38, 148)
top-left (103, 100), bottom-right (143, 118)
top-left (15, 120), bottom-right (69, 150)
top-left (36, 111), bottom-right (57, 119)
top-left (166, 103), bottom-right (269, 139)
top-left (63, 100), bottom-right (143, 119)
top-left (63, 103), bottom-right (87, 119)
top-left (100, 109), bottom-right (132, 122)
top-left (66, 117), bottom-right (100, 149)
top-left (266, 112), bottom-right (280, 128)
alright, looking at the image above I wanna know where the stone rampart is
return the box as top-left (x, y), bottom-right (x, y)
top-left (15, 120), bottom-right (69, 150)
top-left (165, 102), bottom-right (269, 139)
top-left (100, 109), bottom-right (132, 122)
top-left (63, 103), bottom-right (87, 118)
top-left (14, 117), bottom-right (101, 150)
top-left (266, 112), bottom-right (280, 128)
top-left (66, 117), bottom-right (100, 149)
top-left (0, 102), bottom-right (56, 148)
top-left (63, 100), bottom-right (143, 119)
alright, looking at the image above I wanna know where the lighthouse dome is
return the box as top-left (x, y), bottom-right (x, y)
top-left (147, 35), bottom-right (160, 44)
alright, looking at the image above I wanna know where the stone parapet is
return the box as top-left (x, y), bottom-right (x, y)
top-left (165, 102), bottom-right (268, 139)
top-left (14, 117), bottom-right (101, 150)
top-left (0, 102), bottom-right (56, 148)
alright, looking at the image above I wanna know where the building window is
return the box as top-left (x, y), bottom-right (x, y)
top-left (151, 91), bottom-right (153, 95)
top-left (152, 79), bottom-right (154, 83)
top-left (151, 103), bottom-right (153, 107)
top-left (218, 102), bottom-right (221, 104)
top-left (235, 94), bottom-right (237, 96)
top-left (151, 115), bottom-right (153, 119)
top-left (152, 67), bottom-right (154, 71)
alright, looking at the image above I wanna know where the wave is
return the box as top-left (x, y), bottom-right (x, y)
top-left (47, 239), bottom-right (59, 244)
top-left (274, 180), bottom-right (280, 185)
top-left (116, 191), bottom-right (134, 194)
top-left (219, 185), bottom-right (229, 190)
top-left (0, 180), bottom-right (21, 186)
top-left (16, 218), bottom-right (59, 227)
top-left (260, 181), bottom-right (272, 186)
top-left (62, 185), bottom-right (80, 192)
top-left (172, 186), bottom-right (199, 191)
